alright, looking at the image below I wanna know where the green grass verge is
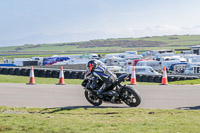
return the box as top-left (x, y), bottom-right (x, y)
top-left (169, 79), bottom-right (200, 85)
top-left (0, 75), bottom-right (82, 84)
top-left (0, 74), bottom-right (200, 85)
top-left (0, 107), bottom-right (199, 132)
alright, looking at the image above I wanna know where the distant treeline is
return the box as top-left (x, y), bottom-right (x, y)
top-left (54, 40), bottom-right (166, 48)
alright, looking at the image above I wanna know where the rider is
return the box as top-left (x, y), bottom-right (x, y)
top-left (86, 59), bottom-right (117, 96)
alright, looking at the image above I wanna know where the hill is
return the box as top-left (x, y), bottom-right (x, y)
top-left (0, 35), bottom-right (199, 53)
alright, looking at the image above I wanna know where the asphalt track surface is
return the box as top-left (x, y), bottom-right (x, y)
top-left (0, 83), bottom-right (200, 110)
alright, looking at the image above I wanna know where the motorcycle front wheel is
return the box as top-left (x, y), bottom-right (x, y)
top-left (121, 86), bottom-right (141, 107)
top-left (84, 90), bottom-right (102, 106)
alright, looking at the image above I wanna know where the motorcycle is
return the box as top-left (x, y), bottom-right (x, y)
top-left (81, 73), bottom-right (141, 107)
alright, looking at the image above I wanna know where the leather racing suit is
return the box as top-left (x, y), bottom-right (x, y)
top-left (90, 64), bottom-right (117, 95)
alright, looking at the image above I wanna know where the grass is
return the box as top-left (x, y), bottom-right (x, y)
top-left (0, 107), bottom-right (199, 132)
top-left (1, 35), bottom-right (199, 53)
top-left (169, 79), bottom-right (200, 85)
top-left (0, 75), bottom-right (83, 84)
top-left (0, 74), bottom-right (200, 85)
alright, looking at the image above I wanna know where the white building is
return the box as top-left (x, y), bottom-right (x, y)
top-left (191, 45), bottom-right (200, 55)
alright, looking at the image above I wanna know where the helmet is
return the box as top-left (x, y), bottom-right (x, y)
top-left (87, 60), bottom-right (105, 73)
top-left (87, 60), bottom-right (97, 73)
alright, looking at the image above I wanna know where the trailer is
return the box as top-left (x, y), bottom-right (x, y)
top-left (161, 61), bottom-right (180, 70)
top-left (169, 62), bottom-right (187, 74)
top-left (105, 53), bottom-right (126, 59)
top-left (13, 58), bottom-right (34, 66)
top-left (124, 54), bottom-right (143, 61)
top-left (43, 57), bottom-right (70, 65)
top-left (184, 66), bottom-right (200, 74)
top-left (105, 56), bottom-right (125, 66)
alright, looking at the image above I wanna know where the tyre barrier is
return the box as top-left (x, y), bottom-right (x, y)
top-left (186, 77), bottom-right (193, 80)
top-left (21, 69), bottom-right (29, 76)
top-left (8, 68), bottom-right (15, 75)
top-left (77, 71), bottom-right (85, 79)
top-left (193, 76), bottom-right (199, 80)
top-left (136, 74), bottom-right (142, 82)
top-left (141, 75), bottom-right (148, 82)
top-left (39, 70), bottom-right (46, 77)
top-left (154, 75), bottom-right (162, 83)
top-left (34, 69), bottom-right (40, 77)
top-left (0, 67), bottom-right (199, 82)
top-left (52, 70), bottom-right (59, 78)
top-left (46, 70), bottom-right (52, 78)
top-left (179, 76), bottom-right (187, 80)
top-left (167, 76), bottom-right (174, 82)
top-left (71, 71), bottom-right (79, 79)
top-left (147, 75), bottom-right (155, 82)
top-left (2, 68), bottom-right (8, 75)
top-left (173, 76), bottom-right (180, 81)
top-left (15, 68), bottom-right (21, 76)
top-left (64, 71), bottom-right (72, 79)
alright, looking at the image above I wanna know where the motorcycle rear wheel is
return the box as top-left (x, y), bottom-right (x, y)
top-left (121, 86), bottom-right (141, 107)
top-left (84, 90), bottom-right (102, 106)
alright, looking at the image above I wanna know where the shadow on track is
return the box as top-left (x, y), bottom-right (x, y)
top-left (40, 106), bottom-right (130, 114)
top-left (177, 106), bottom-right (200, 110)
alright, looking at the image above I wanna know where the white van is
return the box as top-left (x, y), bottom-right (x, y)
top-left (105, 66), bottom-right (125, 73)
top-left (32, 57), bottom-right (43, 65)
top-left (184, 66), bottom-right (200, 74)
top-left (136, 60), bottom-right (161, 71)
top-left (13, 58), bottom-right (32, 66)
top-left (127, 66), bottom-right (159, 75)
top-left (89, 54), bottom-right (99, 59)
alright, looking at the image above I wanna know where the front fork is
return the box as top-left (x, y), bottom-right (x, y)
top-left (116, 84), bottom-right (127, 100)
top-left (84, 86), bottom-right (97, 95)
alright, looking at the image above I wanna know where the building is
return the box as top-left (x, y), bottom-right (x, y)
top-left (191, 45), bottom-right (200, 55)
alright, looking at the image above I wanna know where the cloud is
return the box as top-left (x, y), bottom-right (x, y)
top-left (154, 25), bottom-right (182, 32)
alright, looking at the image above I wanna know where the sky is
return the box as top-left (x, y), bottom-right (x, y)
top-left (1, 0), bottom-right (200, 47)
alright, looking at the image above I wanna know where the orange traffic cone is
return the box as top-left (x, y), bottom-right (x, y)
top-left (56, 66), bottom-right (65, 85)
top-left (161, 67), bottom-right (168, 85)
top-left (27, 66), bottom-right (36, 85)
top-left (130, 67), bottom-right (137, 85)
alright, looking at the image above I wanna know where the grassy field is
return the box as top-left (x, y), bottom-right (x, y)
top-left (0, 35), bottom-right (198, 53)
top-left (0, 107), bottom-right (199, 132)
top-left (0, 74), bottom-right (200, 85)
top-left (0, 46), bottom-right (189, 53)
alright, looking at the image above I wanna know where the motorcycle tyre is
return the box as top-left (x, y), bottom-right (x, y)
top-left (121, 86), bottom-right (141, 107)
top-left (84, 90), bottom-right (103, 106)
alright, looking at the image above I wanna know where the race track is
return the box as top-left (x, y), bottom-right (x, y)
top-left (0, 83), bottom-right (200, 109)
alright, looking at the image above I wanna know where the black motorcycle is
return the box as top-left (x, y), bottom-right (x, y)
top-left (81, 73), bottom-right (141, 107)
